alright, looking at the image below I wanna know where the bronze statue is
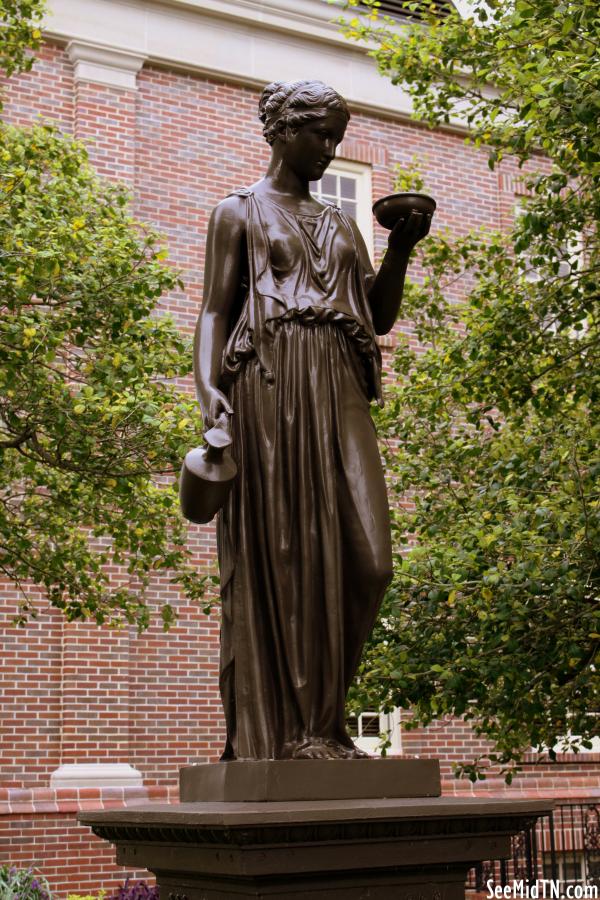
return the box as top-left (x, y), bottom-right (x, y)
top-left (193, 80), bottom-right (431, 761)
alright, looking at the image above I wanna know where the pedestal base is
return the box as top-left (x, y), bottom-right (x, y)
top-left (180, 758), bottom-right (441, 802)
top-left (80, 796), bottom-right (552, 900)
top-left (157, 863), bottom-right (469, 899)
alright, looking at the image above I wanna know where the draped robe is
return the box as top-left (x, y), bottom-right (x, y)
top-left (217, 190), bottom-right (393, 760)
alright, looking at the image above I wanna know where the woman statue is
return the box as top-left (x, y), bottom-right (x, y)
top-left (194, 80), bottom-right (430, 762)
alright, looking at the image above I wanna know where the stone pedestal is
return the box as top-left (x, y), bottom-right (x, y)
top-left (180, 758), bottom-right (442, 802)
top-left (79, 761), bottom-right (552, 900)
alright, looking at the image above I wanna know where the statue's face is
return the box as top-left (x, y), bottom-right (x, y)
top-left (283, 110), bottom-right (348, 181)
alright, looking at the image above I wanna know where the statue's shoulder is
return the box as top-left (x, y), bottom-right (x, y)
top-left (210, 191), bottom-right (249, 233)
top-left (227, 187), bottom-right (254, 199)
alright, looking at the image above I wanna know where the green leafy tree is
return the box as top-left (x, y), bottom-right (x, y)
top-left (0, 0), bottom-right (44, 77)
top-left (342, 0), bottom-right (600, 778)
top-left (1, 3), bottom-right (207, 630)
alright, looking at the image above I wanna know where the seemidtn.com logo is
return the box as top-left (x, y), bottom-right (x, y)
top-left (486, 880), bottom-right (599, 899)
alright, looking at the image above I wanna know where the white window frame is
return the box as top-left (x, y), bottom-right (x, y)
top-left (311, 158), bottom-right (374, 261)
top-left (348, 708), bottom-right (403, 755)
top-left (514, 201), bottom-right (588, 338)
top-left (515, 201), bottom-right (583, 285)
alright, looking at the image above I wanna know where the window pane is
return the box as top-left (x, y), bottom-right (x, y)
top-left (346, 716), bottom-right (359, 737)
top-left (310, 169), bottom-right (365, 234)
top-left (360, 714), bottom-right (381, 737)
top-left (320, 172), bottom-right (337, 196)
top-left (340, 176), bottom-right (356, 199)
top-left (562, 857), bottom-right (582, 882)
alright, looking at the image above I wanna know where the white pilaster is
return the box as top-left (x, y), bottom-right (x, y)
top-left (67, 41), bottom-right (146, 91)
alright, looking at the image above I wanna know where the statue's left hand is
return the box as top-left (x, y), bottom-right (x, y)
top-left (203, 386), bottom-right (233, 431)
top-left (388, 210), bottom-right (432, 254)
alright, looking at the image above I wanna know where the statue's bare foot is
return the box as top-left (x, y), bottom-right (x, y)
top-left (282, 736), bottom-right (373, 760)
top-left (336, 730), bottom-right (371, 759)
top-left (350, 743), bottom-right (370, 759)
top-left (290, 738), bottom-right (345, 759)
top-left (323, 739), bottom-right (358, 759)
top-left (326, 739), bottom-right (372, 759)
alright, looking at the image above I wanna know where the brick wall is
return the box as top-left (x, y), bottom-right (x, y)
top-left (0, 786), bottom-right (176, 896)
top-left (1, 40), bottom-right (597, 897)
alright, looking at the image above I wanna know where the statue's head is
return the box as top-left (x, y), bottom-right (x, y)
top-left (258, 80), bottom-right (350, 146)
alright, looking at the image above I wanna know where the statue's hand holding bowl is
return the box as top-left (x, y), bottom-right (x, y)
top-left (373, 192), bottom-right (436, 254)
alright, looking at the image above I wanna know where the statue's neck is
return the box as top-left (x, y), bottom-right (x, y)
top-left (263, 157), bottom-right (311, 201)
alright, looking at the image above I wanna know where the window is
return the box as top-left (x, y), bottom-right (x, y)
top-left (347, 709), bottom-right (402, 755)
top-left (359, 0), bottom-right (456, 21)
top-left (310, 158), bottom-right (374, 260)
top-left (553, 728), bottom-right (600, 755)
top-left (515, 202), bottom-right (588, 337)
top-left (542, 851), bottom-right (600, 888)
top-left (516, 200), bottom-right (584, 283)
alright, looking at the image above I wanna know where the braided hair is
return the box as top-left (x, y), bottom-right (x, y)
top-left (258, 80), bottom-right (350, 145)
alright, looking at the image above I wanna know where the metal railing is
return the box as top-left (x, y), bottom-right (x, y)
top-left (467, 803), bottom-right (600, 895)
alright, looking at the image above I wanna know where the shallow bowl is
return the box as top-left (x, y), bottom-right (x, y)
top-left (372, 192), bottom-right (437, 230)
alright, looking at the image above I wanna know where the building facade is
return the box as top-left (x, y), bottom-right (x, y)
top-left (1, 0), bottom-right (598, 895)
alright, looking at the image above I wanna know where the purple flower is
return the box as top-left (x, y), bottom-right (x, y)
top-left (108, 880), bottom-right (158, 900)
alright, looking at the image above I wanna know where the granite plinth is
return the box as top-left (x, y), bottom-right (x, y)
top-left (180, 758), bottom-right (441, 802)
top-left (79, 795), bottom-right (553, 900)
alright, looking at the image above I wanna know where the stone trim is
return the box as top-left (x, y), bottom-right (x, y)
top-left (523, 751), bottom-right (600, 765)
top-left (50, 762), bottom-right (144, 789)
top-left (67, 40), bottom-right (147, 90)
top-left (45, 0), bottom-right (416, 120)
top-left (1, 783), bottom-right (596, 817)
top-left (444, 783), bottom-right (600, 799)
top-left (0, 784), bottom-right (175, 816)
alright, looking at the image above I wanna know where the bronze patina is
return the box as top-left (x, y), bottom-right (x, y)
top-left (191, 79), bottom-right (432, 761)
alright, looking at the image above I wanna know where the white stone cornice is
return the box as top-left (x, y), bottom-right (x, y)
top-left (43, 0), bottom-right (416, 120)
top-left (154, 0), bottom-right (349, 42)
top-left (67, 40), bottom-right (147, 90)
